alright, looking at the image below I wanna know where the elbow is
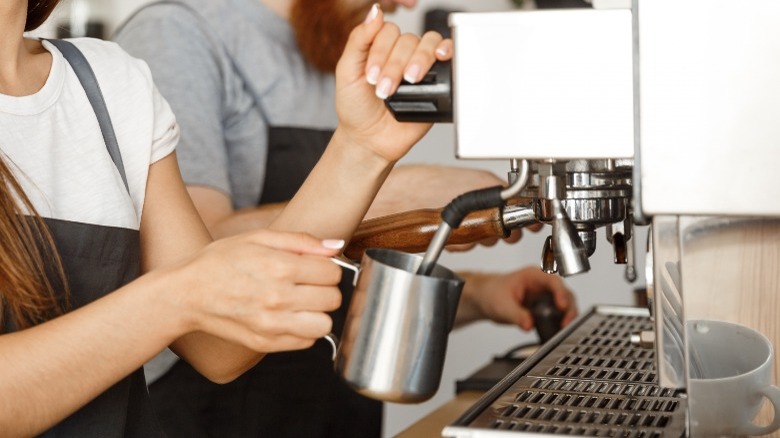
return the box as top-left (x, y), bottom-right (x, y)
top-left (190, 354), bottom-right (266, 384)
top-left (205, 373), bottom-right (240, 385)
top-left (201, 367), bottom-right (244, 385)
top-left (0, 415), bottom-right (48, 438)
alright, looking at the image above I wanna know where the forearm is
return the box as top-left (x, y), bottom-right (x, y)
top-left (141, 158), bottom-right (267, 379)
top-left (270, 127), bottom-right (394, 239)
top-left (0, 271), bottom-right (186, 436)
top-left (209, 203), bottom-right (286, 239)
top-left (365, 165), bottom-right (506, 219)
top-left (452, 271), bottom-right (488, 328)
top-left (184, 187), bottom-right (289, 240)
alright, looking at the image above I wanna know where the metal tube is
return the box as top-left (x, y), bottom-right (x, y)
top-left (416, 159), bottom-right (531, 277)
top-left (416, 222), bottom-right (452, 276)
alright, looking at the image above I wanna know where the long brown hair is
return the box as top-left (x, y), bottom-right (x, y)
top-left (0, 0), bottom-right (68, 330)
top-left (26, 0), bottom-right (61, 32)
top-left (0, 157), bottom-right (67, 330)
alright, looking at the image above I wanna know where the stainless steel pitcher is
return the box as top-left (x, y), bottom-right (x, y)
top-left (332, 248), bottom-right (464, 403)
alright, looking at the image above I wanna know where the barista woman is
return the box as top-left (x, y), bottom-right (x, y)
top-left (0, 1), bottom-right (447, 435)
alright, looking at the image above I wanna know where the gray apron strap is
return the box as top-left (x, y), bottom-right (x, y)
top-left (46, 39), bottom-right (130, 193)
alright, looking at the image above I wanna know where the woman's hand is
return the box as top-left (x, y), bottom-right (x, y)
top-left (168, 229), bottom-right (344, 354)
top-left (334, 4), bottom-right (453, 164)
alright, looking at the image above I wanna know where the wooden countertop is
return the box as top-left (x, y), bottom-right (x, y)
top-left (394, 391), bottom-right (485, 438)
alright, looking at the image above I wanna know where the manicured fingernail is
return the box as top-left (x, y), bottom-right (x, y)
top-left (403, 64), bottom-right (421, 83)
top-left (322, 239), bottom-right (345, 249)
top-left (436, 46), bottom-right (448, 57)
top-left (366, 65), bottom-right (380, 85)
top-left (365, 3), bottom-right (379, 24)
top-left (375, 77), bottom-right (392, 99)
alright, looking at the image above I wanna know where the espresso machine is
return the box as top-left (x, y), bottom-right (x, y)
top-left (373, 0), bottom-right (780, 436)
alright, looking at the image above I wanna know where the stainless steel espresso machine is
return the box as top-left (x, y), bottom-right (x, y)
top-left (385, 0), bottom-right (780, 436)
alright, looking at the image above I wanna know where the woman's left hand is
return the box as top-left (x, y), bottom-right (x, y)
top-left (334, 4), bottom-right (453, 164)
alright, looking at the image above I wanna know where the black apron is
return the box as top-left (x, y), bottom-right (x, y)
top-left (7, 40), bottom-right (164, 437)
top-left (148, 127), bottom-right (382, 438)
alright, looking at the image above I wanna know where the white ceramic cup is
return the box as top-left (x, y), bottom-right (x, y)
top-left (687, 320), bottom-right (780, 437)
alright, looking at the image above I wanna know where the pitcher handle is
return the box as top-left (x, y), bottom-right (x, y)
top-left (322, 333), bottom-right (339, 362)
top-left (331, 256), bottom-right (361, 287)
top-left (320, 258), bottom-right (361, 361)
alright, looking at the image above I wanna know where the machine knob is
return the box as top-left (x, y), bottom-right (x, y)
top-left (529, 293), bottom-right (564, 344)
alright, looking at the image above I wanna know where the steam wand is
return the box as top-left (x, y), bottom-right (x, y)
top-left (416, 160), bottom-right (531, 276)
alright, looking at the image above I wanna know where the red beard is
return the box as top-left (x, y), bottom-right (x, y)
top-left (289, 0), bottom-right (372, 73)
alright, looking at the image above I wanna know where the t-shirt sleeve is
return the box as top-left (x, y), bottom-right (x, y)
top-left (115, 5), bottom-right (232, 197)
top-left (150, 83), bottom-right (179, 164)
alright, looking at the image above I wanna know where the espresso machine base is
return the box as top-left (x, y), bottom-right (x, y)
top-left (443, 306), bottom-right (687, 437)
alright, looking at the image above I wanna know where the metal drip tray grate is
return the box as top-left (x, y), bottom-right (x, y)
top-left (445, 306), bottom-right (687, 437)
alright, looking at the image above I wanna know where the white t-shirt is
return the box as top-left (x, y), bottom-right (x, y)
top-left (0, 38), bottom-right (179, 230)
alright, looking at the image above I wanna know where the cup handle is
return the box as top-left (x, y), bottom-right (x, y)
top-left (741, 385), bottom-right (780, 436)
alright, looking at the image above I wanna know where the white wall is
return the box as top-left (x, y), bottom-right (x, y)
top-left (32, 0), bottom-right (151, 37)
top-left (39, 1), bottom-right (643, 436)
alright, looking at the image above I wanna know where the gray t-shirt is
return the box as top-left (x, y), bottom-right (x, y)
top-left (115, 0), bottom-right (339, 382)
top-left (115, 0), bottom-right (338, 209)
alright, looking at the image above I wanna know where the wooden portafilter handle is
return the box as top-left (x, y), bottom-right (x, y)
top-left (344, 204), bottom-right (538, 260)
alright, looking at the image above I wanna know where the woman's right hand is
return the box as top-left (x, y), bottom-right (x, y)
top-left (168, 229), bottom-right (344, 353)
top-left (334, 4), bottom-right (453, 165)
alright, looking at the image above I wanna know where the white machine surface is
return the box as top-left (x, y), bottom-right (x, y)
top-left (451, 9), bottom-right (633, 160)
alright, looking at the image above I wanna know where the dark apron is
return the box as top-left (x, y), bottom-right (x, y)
top-left (37, 220), bottom-right (162, 438)
top-left (8, 40), bottom-right (164, 437)
top-left (149, 127), bottom-right (382, 438)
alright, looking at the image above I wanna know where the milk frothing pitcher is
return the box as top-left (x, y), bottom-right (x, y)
top-left (325, 248), bottom-right (463, 403)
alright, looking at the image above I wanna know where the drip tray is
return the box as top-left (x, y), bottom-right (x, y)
top-left (444, 306), bottom-right (687, 437)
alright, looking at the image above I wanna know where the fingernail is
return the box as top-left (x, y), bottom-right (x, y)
top-left (403, 64), bottom-right (421, 83)
top-left (365, 3), bottom-right (379, 24)
top-left (322, 239), bottom-right (345, 250)
top-left (375, 77), bottom-right (392, 99)
top-left (436, 46), bottom-right (448, 57)
top-left (366, 65), bottom-right (380, 85)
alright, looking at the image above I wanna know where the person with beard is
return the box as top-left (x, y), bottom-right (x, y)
top-left (115, 1), bottom-right (578, 437)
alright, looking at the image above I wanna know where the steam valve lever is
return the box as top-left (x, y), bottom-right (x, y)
top-left (385, 60), bottom-right (453, 123)
top-left (541, 236), bottom-right (557, 274)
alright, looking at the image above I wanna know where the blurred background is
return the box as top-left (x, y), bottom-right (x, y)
top-left (31, 0), bottom-right (640, 435)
